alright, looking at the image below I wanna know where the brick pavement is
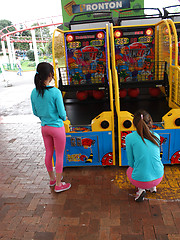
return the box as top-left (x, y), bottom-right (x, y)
top-left (0, 121), bottom-right (180, 240)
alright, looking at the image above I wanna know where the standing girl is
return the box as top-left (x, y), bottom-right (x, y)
top-left (125, 110), bottom-right (164, 202)
top-left (31, 62), bottom-right (71, 193)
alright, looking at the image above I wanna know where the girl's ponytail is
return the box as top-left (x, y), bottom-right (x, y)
top-left (133, 110), bottom-right (160, 146)
top-left (34, 62), bottom-right (54, 97)
top-left (34, 72), bottom-right (45, 97)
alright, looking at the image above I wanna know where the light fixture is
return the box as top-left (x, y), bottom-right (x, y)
top-left (114, 30), bottom-right (123, 38)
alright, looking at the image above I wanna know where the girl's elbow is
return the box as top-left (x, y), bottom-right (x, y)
top-left (61, 115), bottom-right (66, 121)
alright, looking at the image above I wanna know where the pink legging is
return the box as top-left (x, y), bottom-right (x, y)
top-left (127, 167), bottom-right (163, 189)
top-left (41, 125), bottom-right (66, 173)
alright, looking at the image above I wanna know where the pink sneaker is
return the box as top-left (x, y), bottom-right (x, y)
top-left (49, 176), bottom-right (63, 186)
top-left (49, 179), bottom-right (56, 186)
top-left (54, 182), bottom-right (71, 193)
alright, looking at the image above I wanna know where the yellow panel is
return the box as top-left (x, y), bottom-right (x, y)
top-left (118, 111), bottom-right (135, 132)
top-left (162, 109), bottom-right (180, 129)
top-left (91, 111), bottom-right (113, 132)
top-left (63, 119), bottom-right (71, 133)
top-left (117, 111), bottom-right (135, 166)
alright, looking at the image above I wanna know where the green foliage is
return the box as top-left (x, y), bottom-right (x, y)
top-left (31, 23), bottom-right (51, 38)
top-left (21, 30), bottom-right (31, 37)
top-left (0, 19), bottom-right (14, 51)
top-left (0, 19), bottom-right (14, 33)
top-left (0, 19), bottom-right (53, 56)
top-left (46, 40), bottom-right (52, 55)
top-left (39, 56), bottom-right (53, 63)
top-left (15, 25), bottom-right (31, 50)
top-left (38, 40), bottom-right (52, 56)
top-left (15, 42), bottom-right (29, 50)
top-left (26, 50), bottom-right (35, 61)
top-left (27, 62), bottom-right (36, 67)
top-left (21, 60), bottom-right (36, 70)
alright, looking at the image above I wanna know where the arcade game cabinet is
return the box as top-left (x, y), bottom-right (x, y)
top-left (110, 8), bottom-right (180, 166)
top-left (52, 13), bottom-right (115, 167)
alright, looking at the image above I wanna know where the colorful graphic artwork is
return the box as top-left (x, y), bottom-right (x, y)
top-left (55, 131), bottom-right (114, 167)
top-left (171, 151), bottom-right (180, 164)
top-left (65, 30), bottom-right (108, 86)
top-left (120, 129), bottom-right (180, 165)
top-left (114, 27), bottom-right (158, 83)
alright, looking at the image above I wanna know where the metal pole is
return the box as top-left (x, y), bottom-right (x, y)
top-left (11, 42), bottom-right (16, 66)
top-left (0, 61), bottom-right (6, 81)
top-left (1, 40), bottom-right (7, 63)
top-left (6, 36), bottom-right (14, 69)
top-left (29, 42), bottom-right (33, 50)
top-left (31, 29), bottom-right (39, 66)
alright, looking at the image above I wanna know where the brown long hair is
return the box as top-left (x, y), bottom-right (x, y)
top-left (133, 110), bottom-right (160, 146)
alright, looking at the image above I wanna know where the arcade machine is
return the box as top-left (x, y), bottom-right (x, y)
top-left (52, 12), bottom-right (115, 167)
top-left (110, 8), bottom-right (180, 166)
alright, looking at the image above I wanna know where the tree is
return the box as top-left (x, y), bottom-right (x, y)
top-left (0, 19), bottom-right (15, 50)
top-left (54, 32), bottom-right (64, 59)
top-left (0, 19), bottom-right (15, 34)
top-left (30, 23), bottom-right (53, 58)
top-left (31, 23), bottom-right (51, 48)
top-left (32, 23), bottom-right (51, 38)
top-left (26, 50), bottom-right (35, 61)
top-left (46, 39), bottom-right (52, 55)
top-left (15, 25), bottom-right (31, 51)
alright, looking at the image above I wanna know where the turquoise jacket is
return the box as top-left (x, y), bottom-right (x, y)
top-left (125, 131), bottom-right (164, 182)
top-left (31, 86), bottom-right (66, 127)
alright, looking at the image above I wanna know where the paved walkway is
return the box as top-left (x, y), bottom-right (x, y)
top-left (0, 72), bottom-right (180, 240)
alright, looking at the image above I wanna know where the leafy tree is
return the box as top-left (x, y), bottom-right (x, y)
top-left (30, 23), bottom-right (52, 57)
top-left (54, 32), bottom-right (64, 59)
top-left (0, 19), bottom-right (15, 50)
top-left (32, 23), bottom-right (51, 38)
top-left (0, 19), bottom-right (15, 34)
top-left (14, 25), bottom-right (31, 51)
top-left (46, 39), bottom-right (52, 55)
top-left (39, 39), bottom-right (52, 56)
top-left (0, 20), bottom-right (30, 51)
top-left (26, 50), bottom-right (35, 61)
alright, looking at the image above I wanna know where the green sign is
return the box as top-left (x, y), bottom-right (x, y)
top-left (72, 1), bottom-right (130, 14)
top-left (61, 0), bottom-right (144, 30)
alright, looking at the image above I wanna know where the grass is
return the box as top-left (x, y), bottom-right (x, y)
top-left (2, 56), bottom-right (66, 72)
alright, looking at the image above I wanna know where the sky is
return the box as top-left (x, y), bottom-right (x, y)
top-left (144, 0), bottom-right (180, 11)
top-left (0, 0), bottom-right (180, 26)
top-left (1, 0), bottom-right (63, 25)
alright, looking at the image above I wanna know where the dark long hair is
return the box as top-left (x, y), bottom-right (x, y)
top-left (133, 110), bottom-right (160, 146)
top-left (34, 62), bottom-right (54, 97)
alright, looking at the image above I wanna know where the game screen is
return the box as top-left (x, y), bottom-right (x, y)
top-left (113, 26), bottom-right (162, 84)
top-left (64, 29), bottom-right (108, 87)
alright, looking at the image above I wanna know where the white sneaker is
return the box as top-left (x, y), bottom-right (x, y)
top-left (147, 186), bottom-right (157, 193)
top-left (135, 188), bottom-right (146, 202)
